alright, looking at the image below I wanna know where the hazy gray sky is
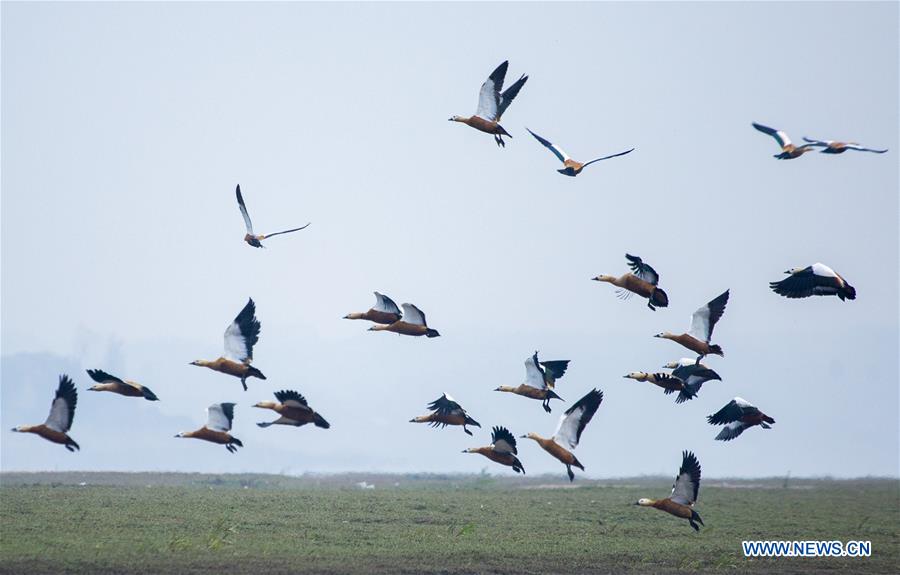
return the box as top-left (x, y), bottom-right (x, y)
top-left (2, 2), bottom-right (897, 478)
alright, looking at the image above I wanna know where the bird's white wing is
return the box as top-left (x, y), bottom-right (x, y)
top-left (810, 263), bottom-right (838, 278)
top-left (526, 128), bottom-right (570, 163)
top-left (688, 305), bottom-right (711, 342)
top-left (401, 303), bottom-right (427, 326)
top-left (552, 410), bottom-right (580, 450)
top-left (475, 62), bottom-right (506, 121)
top-left (373, 292), bottom-right (401, 315)
top-left (753, 122), bottom-right (791, 148)
top-left (845, 143), bottom-right (888, 153)
top-left (235, 185), bottom-right (254, 235)
top-left (223, 299), bottom-right (260, 363)
top-left (802, 137), bottom-right (831, 147)
top-left (44, 396), bottom-right (72, 433)
top-left (522, 355), bottom-right (546, 390)
top-left (206, 403), bottom-right (234, 432)
top-left (670, 451), bottom-right (701, 505)
top-left (224, 321), bottom-right (251, 362)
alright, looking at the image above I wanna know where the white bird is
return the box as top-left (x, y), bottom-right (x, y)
top-left (526, 128), bottom-right (633, 177)
top-left (770, 263), bottom-right (856, 300)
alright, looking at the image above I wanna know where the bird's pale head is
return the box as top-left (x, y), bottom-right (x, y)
top-left (635, 498), bottom-right (654, 507)
top-left (623, 372), bottom-right (647, 381)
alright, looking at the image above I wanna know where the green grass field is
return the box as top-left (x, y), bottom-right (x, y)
top-left (1, 473), bottom-right (897, 574)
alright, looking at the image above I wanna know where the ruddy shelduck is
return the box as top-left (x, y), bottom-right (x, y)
top-left (769, 263), bottom-right (856, 301)
top-left (593, 254), bottom-right (669, 311)
top-left (522, 388), bottom-right (603, 481)
top-left (526, 128), bottom-right (633, 177)
top-left (191, 298), bottom-right (266, 391)
top-left (449, 60), bottom-right (527, 147)
top-left (802, 137), bottom-right (887, 154)
top-left (495, 351), bottom-right (569, 413)
top-left (344, 292), bottom-right (402, 325)
top-left (368, 303), bottom-right (440, 338)
top-left (624, 371), bottom-right (703, 404)
top-left (86, 369), bottom-right (159, 401)
top-left (11, 375), bottom-right (80, 452)
top-left (636, 451), bottom-right (704, 531)
top-left (176, 402), bottom-right (243, 453)
top-left (236, 184), bottom-right (310, 248)
top-left (254, 390), bottom-right (330, 429)
top-left (463, 426), bottom-right (524, 474)
top-left (410, 393), bottom-right (481, 436)
top-left (707, 397), bottom-right (775, 441)
top-left (655, 290), bottom-right (729, 362)
top-left (752, 122), bottom-right (817, 159)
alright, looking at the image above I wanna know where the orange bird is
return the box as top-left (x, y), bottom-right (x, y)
top-left (11, 375), bottom-right (80, 452)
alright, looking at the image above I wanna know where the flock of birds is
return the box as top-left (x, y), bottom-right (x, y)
top-left (10, 60), bottom-right (883, 532)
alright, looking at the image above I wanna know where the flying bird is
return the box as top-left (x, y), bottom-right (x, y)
top-left (175, 403), bottom-right (243, 453)
top-left (191, 298), bottom-right (266, 391)
top-left (449, 60), bottom-right (528, 147)
top-left (526, 128), bottom-right (633, 177)
top-left (463, 426), bottom-right (525, 474)
top-left (593, 254), bottom-right (669, 310)
top-left (522, 389), bottom-right (603, 481)
top-left (368, 303), bottom-right (440, 337)
top-left (254, 390), bottom-right (330, 429)
top-left (769, 263), bottom-right (856, 301)
top-left (802, 137), bottom-right (887, 154)
top-left (663, 358), bottom-right (712, 370)
top-left (655, 290), bottom-right (729, 362)
top-left (495, 351), bottom-right (569, 413)
top-left (236, 184), bottom-right (310, 248)
top-left (623, 372), bottom-right (701, 404)
top-left (671, 363), bottom-right (721, 394)
top-left (11, 375), bottom-right (80, 452)
top-left (635, 451), bottom-right (704, 531)
top-left (752, 122), bottom-right (817, 159)
top-left (707, 397), bottom-right (775, 441)
top-left (344, 292), bottom-right (403, 324)
top-left (410, 393), bottom-right (481, 436)
top-left (86, 369), bottom-right (159, 401)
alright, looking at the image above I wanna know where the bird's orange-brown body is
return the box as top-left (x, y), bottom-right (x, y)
top-left (369, 322), bottom-right (436, 337)
top-left (411, 413), bottom-right (469, 427)
top-left (14, 424), bottom-right (77, 448)
top-left (468, 446), bottom-right (521, 469)
top-left (180, 427), bottom-right (237, 445)
top-left (657, 333), bottom-right (722, 357)
top-left (344, 310), bottom-right (401, 325)
top-left (495, 384), bottom-right (552, 401)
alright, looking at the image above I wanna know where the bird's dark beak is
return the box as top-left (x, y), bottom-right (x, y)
top-left (633, 501), bottom-right (640, 506)
top-left (367, 326), bottom-right (376, 331)
top-left (653, 334), bottom-right (661, 338)
top-left (493, 387), bottom-right (501, 391)
top-left (591, 277), bottom-right (600, 281)
top-left (519, 435), bottom-right (527, 438)
top-left (461, 449), bottom-right (468, 453)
